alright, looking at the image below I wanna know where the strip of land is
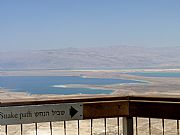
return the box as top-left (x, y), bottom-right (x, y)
top-left (1, 69), bottom-right (180, 99)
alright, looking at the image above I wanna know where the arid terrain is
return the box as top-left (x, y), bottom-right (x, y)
top-left (1, 46), bottom-right (180, 70)
top-left (0, 118), bottom-right (179, 135)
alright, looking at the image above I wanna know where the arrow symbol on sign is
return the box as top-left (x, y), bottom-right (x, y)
top-left (70, 106), bottom-right (78, 118)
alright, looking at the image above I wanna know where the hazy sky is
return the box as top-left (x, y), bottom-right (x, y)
top-left (0, 0), bottom-right (180, 51)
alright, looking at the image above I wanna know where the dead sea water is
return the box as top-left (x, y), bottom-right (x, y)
top-left (0, 76), bottom-right (141, 95)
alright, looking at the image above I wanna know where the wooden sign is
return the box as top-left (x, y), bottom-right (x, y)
top-left (0, 103), bottom-right (83, 125)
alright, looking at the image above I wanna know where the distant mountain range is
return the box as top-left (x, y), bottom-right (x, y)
top-left (1, 46), bottom-right (180, 70)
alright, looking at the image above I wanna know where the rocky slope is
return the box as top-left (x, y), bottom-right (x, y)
top-left (0, 46), bottom-right (180, 70)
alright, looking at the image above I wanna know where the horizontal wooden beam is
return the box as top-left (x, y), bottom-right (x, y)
top-left (130, 101), bottom-right (180, 119)
top-left (1, 95), bottom-right (180, 120)
top-left (0, 95), bottom-right (129, 107)
top-left (83, 101), bottom-right (129, 119)
top-left (129, 96), bottom-right (180, 103)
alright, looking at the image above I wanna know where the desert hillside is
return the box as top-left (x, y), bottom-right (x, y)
top-left (1, 46), bottom-right (180, 70)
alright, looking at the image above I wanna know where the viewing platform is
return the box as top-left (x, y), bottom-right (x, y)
top-left (1, 94), bottom-right (180, 135)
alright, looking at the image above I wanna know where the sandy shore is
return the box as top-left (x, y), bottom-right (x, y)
top-left (1, 68), bottom-right (180, 76)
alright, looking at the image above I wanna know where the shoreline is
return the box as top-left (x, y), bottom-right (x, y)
top-left (0, 75), bottom-right (147, 97)
top-left (1, 68), bottom-right (180, 76)
top-left (1, 69), bottom-right (180, 99)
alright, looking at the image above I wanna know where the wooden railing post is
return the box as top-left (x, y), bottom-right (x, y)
top-left (123, 117), bottom-right (133, 135)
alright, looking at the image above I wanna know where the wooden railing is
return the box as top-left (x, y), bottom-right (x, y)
top-left (1, 95), bottom-right (180, 135)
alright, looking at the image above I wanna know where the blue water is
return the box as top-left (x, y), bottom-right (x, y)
top-left (0, 76), bottom-right (141, 95)
top-left (129, 72), bottom-right (180, 78)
